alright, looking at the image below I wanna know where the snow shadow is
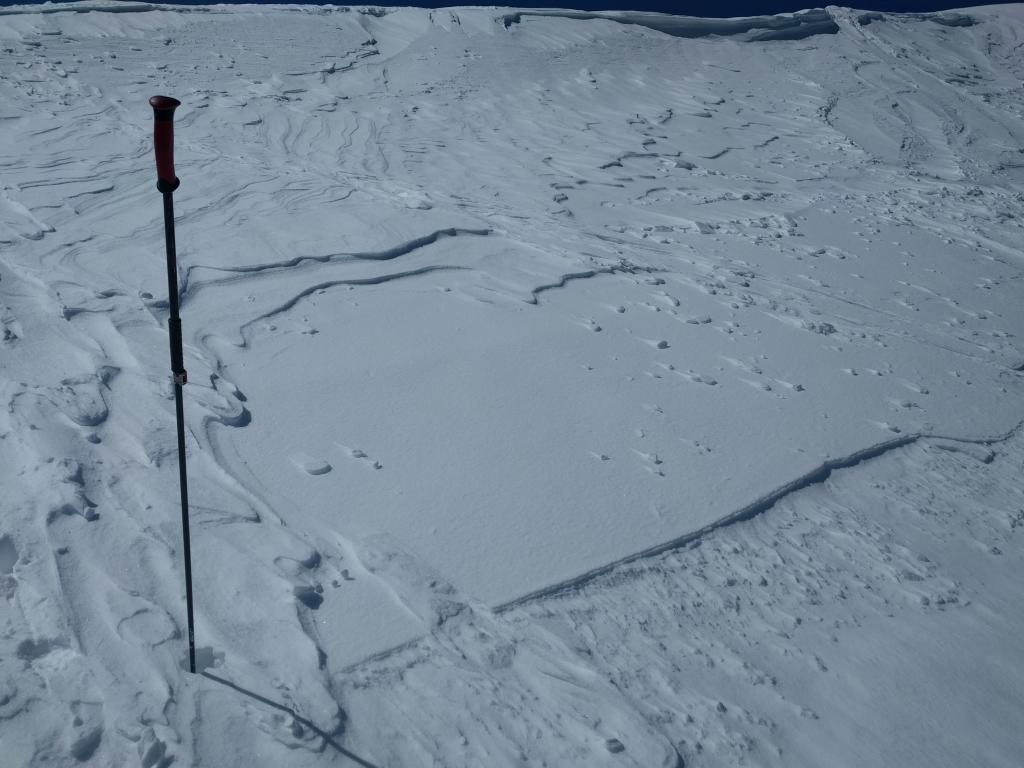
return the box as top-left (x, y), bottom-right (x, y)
top-left (200, 671), bottom-right (379, 768)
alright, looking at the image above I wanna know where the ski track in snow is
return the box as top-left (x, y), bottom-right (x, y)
top-left (1, 2), bottom-right (1023, 766)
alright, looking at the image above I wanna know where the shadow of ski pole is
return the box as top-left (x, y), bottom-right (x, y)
top-left (200, 671), bottom-right (380, 767)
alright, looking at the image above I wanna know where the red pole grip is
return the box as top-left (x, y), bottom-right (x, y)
top-left (150, 95), bottom-right (181, 192)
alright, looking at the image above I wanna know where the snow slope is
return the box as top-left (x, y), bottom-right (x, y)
top-left (0, 2), bottom-right (1023, 766)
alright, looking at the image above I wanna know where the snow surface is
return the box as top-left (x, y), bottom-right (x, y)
top-left (1, 2), bottom-right (1023, 765)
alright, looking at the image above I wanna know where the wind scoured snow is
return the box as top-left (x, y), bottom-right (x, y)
top-left (0, 3), bottom-right (1022, 766)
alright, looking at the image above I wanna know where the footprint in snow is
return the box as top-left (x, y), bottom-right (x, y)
top-left (293, 584), bottom-right (323, 610)
top-left (274, 549), bottom-right (322, 578)
top-left (633, 449), bottom-right (665, 476)
top-left (638, 338), bottom-right (670, 349)
top-left (661, 364), bottom-right (718, 386)
top-left (0, 535), bottom-right (18, 575)
top-left (336, 443), bottom-right (383, 469)
top-left (290, 453), bottom-right (332, 476)
top-left (0, 536), bottom-right (17, 598)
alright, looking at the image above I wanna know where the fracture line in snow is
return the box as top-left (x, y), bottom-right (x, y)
top-left (181, 228), bottom-right (490, 301)
top-left (239, 265), bottom-right (470, 337)
top-left (527, 269), bottom-right (618, 305)
top-left (527, 262), bottom-right (662, 305)
top-left (331, 420), bottom-right (1022, 673)
top-left (190, 228), bottom-right (490, 278)
top-left (495, 420), bottom-right (1024, 611)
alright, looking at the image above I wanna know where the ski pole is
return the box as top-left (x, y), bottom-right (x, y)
top-left (150, 95), bottom-right (197, 675)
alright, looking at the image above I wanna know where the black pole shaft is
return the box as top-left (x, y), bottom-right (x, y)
top-left (161, 189), bottom-right (197, 675)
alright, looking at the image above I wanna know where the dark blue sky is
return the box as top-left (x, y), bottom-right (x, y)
top-left (570, 1), bottom-right (1007, 12)
top-left (1, 0), bottom-right (1014, 14)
